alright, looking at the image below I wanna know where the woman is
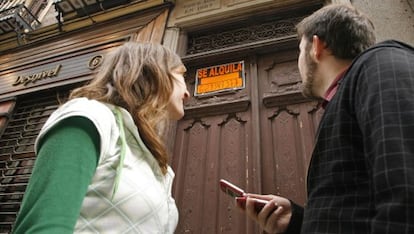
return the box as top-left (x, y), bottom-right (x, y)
top-left (13, 42), bottom-right (190, 233)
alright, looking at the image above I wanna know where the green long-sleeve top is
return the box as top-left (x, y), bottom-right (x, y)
top-left (13, 116), bottom-right (100, 234)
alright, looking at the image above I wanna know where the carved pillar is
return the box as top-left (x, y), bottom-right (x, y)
top-left (163, 27), bottom-right (181, 52)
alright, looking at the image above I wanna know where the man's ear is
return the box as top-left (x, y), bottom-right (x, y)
top-left (311, 35), bottom-right (326, 61)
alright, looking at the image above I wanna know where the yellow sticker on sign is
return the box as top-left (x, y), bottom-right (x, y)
top-left (194, 61), bottom-right (245, 96)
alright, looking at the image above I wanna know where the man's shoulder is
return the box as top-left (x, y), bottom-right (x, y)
top-left (351, 40), bottom-right (413, 67)
top-left (362, 40), bottom-right (413, 56)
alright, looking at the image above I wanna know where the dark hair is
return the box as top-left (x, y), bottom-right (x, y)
top-left (297, 3), bottom-right (376, 59)
top-left (70, 42), bottom-right (184, 174)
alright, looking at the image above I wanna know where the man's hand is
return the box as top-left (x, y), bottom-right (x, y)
top-left (238, 194), bottom-right (292, 234)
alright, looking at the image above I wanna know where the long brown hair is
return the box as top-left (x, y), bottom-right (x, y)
top-left (70, 42), bottom-right (184, 174)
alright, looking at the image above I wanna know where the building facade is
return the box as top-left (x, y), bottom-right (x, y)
top-left (0, 0), bottom-right (412, 233)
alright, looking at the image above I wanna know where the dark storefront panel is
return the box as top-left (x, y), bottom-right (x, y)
top-left (0, 90), bottom-right (69, 232)
top-left (0, 4), bottom-right (174, 232)
top-left (0, 5), bottom-right (169, 101)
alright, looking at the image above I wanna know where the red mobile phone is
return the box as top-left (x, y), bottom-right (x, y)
top-left (219, 179), bottom-right (246, 198)
top-left (235, 196), bottom-right (268, 213)
top-left (219, 179), bottom-right (269, 213)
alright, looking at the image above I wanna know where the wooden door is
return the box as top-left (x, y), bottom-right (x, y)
top-left (171, 50), bottom-right (324, 233)
top-left (257, 51), bottom-right (324, 205)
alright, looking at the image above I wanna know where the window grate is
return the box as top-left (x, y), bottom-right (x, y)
top-left (0, 90), bottom-right (69, 233)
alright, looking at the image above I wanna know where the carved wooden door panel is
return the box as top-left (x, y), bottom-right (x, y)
top-left (171, 51), bottom-right (324, 233)
top-left (257, 52), bottom-right (324, 206)
top-left (171, 112), bottom-right (256, 233)
top-left (171, 60), bottom-right (259, 233)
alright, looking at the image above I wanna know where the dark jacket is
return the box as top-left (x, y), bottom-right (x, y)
top-left (288, 40), bottom-right (414, 233)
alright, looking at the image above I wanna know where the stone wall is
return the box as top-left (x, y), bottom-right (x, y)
top-left (330, 0), bottom-right (414, 45)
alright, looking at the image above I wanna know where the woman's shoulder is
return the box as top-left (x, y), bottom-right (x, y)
top-left (36, 98), bottom-right (119, 153)
top-left (59, 97), bottom-right (113, 114)
top-left (46, 98), bottom-right (114, 125)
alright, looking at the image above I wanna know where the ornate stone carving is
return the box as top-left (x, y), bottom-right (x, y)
top-left (267, 106), bottom-right (300, 120)
top-left (265, 61), bottom-right (300, 90)
top-left (186, 17), bottom-right (302, 55)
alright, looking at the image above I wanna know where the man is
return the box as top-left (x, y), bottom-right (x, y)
top-left (238, 3), bottom-right (414, 233)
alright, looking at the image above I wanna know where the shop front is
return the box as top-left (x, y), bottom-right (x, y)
top-left (0, 1), bottom-right (172, 231)
top-left (0, 0), bottom-right (327, 233)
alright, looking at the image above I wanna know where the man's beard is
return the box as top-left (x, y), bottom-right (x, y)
top-left (301, 54), bottom-right (318, 99)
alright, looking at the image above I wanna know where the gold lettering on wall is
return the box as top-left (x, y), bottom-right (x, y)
top-left (176, 0), bottom-right (220, 18)
top-left (88, 55), bottom-right (103, 70)
top-left (12, 64), bottom-right (62, 86)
